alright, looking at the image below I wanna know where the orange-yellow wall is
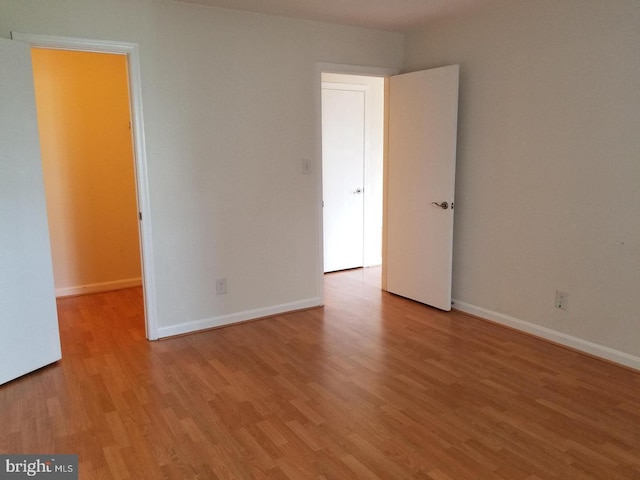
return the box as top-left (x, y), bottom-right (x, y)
top-left (31, 48), bottom-right (141, 295)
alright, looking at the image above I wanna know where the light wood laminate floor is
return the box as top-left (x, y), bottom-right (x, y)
top-left (1, 268), bottom-right (639, 479)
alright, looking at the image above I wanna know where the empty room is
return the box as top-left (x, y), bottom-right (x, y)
top-left (1, 0), bottom-right (639, 478)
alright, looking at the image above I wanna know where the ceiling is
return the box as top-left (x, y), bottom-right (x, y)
top-left (173, 0), bottom-right (499, 32)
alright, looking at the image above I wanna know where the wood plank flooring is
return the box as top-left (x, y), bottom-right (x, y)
top-left (1, 268), bottom-right (639, 479)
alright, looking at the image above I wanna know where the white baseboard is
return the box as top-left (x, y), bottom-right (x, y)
top-left (156, 297), bottom-right (322, 339)
top-left (56, 277), bottom-right (142, 298)
top-left (453, 300), bottom-right (640, 371)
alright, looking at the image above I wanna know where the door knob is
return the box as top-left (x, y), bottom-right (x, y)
top-left (431, 201), bottom-right (449, 209)
top-left (354, 188), bottom-right (363, 194)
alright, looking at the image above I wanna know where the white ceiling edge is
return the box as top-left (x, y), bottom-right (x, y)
top-left (171, 0), bottom-right (502, 32)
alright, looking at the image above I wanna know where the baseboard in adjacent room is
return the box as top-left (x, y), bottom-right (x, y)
top-left (452, 300), bottom-right (640, 371)
top-left (56, 277), bottom-right (142, 298)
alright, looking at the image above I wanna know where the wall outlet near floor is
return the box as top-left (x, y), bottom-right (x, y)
top-left (216, 278), bottom-right (227, 295)
top-left (555, 290), bottom-right (568, 310)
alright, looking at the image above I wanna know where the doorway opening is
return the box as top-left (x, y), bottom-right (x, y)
top-left (12, 31), bottom-right (158, 340)
top-left (318, 64), bottom-right (459, 312)
top-left (31, 48), bottom-right (142, 300)
top-left (321, 73), bottom-right (385, 276)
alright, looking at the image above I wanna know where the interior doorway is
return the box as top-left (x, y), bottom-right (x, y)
top-left (31, 48), bottom-right (142, 299)
top-left (321, 73), bottom-right (385, 274)
top-left (12, 30), bottom-right (158, 340)
top-left (318, 64), bottom-right (459, 311)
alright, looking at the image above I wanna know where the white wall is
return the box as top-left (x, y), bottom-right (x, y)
top-left (5, 0), bottom-right (636, 367)
top-left (404, 0), bottom-right (640, 364)
top-left (0, 0), bottom-right (403, 336)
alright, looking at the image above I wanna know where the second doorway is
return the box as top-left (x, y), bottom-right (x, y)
top-left (321, 73), bottom-right (384, 273)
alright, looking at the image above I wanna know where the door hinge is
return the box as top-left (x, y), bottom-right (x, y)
top-left (138, 212), bottom-right (142, 221)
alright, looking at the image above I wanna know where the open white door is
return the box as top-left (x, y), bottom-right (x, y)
top-left (386, 65), bottom-right (459, 311)
top-left (322, 86), bottom-right (365, 272)
top-left (0, 38), bottom-right (62, 385)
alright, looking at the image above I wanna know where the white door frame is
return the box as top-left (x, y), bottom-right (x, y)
top-left (315, 63), bottom-right (398, 304)
top-left (11, 32), bottom-right (159, 340)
